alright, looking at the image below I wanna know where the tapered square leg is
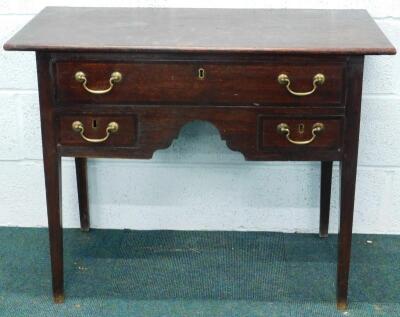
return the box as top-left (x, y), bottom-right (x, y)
top-left (336, 159), bottom-right (357, 311)
top-left (320, 161), bottom-right (333, 238)
top-left (37, 52), bottom-right (64, 302)
top-left (336, 56), bottom-right (364, 310)
top-left (43, 151), bottom-right (64, 303)
top-left (75, 158), bottom-right (90, 232)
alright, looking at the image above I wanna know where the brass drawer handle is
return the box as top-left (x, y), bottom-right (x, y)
top-left (74, 71), bottom-right (122, 95)
top-left (72, 121), bottom-right (119, 143)
top-left (277, 122), bottom-right (324, 145)
top-left (277, 73), bottom-right (325, 96)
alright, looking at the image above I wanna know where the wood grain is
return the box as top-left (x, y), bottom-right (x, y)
top-left (54, 59), bottom-right (345, 106)
top-left (4, 7), bottom-right (396, 55)
top-left (55, 105), bottom-right (344, 161)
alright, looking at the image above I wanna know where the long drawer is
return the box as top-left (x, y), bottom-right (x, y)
top-left (54, 61), bottom-right (346, 106)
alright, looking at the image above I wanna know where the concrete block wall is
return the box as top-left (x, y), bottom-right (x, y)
top-left (0, 0), bottom-right (399, 234)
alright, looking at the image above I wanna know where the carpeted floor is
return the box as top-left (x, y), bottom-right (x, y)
top-left (0, 228), bottom-right (399, 316)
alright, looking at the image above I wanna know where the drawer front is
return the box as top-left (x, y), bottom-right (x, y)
top-left (54, 61), bottom-right (345, 106)
top-left (259, 116), bottom-right (344, 151)
top-left (59, 115), bottom-right (137, 146)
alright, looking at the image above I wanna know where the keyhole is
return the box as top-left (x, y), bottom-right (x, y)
top-left (198, 68), bottom-right (205, 80)
top-left (298, 123), bottom-right (305, 134)
top-left (92, 119), bottom-right (98, 130)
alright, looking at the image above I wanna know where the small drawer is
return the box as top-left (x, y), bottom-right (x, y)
top-left (54, 60), bottom-right (345, 106)
top-left (59, 115), bottom-right (137, 146)
top-left (259, 116), bottom-right (344, 152)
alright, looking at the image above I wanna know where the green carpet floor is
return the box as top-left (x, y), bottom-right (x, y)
top-left (0, 228), bottom-right (399, 316)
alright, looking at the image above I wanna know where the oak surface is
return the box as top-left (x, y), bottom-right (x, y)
top-left (3, 7), bottom-right (396, 55)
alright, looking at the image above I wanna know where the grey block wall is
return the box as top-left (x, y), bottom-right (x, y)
top-left (0, 1), bottom-right (399, 233)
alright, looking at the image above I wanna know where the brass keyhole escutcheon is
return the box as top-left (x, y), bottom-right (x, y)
top-left (92, 119), bottom-right (98, 130)
top-left (198, 68), bottom-right (206, 80)
top-left (298, 123), bottom-right (305, 134)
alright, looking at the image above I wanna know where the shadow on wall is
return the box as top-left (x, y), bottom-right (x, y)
top-left (87, 121), bottom-right (323, 209)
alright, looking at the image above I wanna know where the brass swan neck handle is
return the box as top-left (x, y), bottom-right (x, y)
top-left (74, 71), bottom-right (122, 95)
top-left (277, 122), bottom-right (324, 145)
top-left (72, 121), bottom-right (119, 143)
top-left (277, 73), bottom-right (325, 96)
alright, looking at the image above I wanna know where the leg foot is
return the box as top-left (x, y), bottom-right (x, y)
top-left (53, 293), bottom-right (65, 304)
top-left (337, 298), bottom-right (348, 311)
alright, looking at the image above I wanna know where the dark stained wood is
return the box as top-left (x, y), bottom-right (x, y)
top-left (54, 60), bottom-right (345, 106)
top-left (6, 7), bottom-right (396, 309)
top-left (36, 52), bottom-right (64, 303)
top-left (55, 105), bottom-right (344, 161)
top-left (3, 7), bottom-right (396, 55)
top-left (320, 161), bottom-right (333, 238)
top-left (337, 56), bottom-right (364, 311)
top-left (75, 158), bottom-right (90, 232)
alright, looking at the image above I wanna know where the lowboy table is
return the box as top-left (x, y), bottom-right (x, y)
top-left (4, 7), bottom-right (396, 309)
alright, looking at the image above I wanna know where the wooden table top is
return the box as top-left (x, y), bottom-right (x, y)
top-left (4, 7), bottom-right (396, 55)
